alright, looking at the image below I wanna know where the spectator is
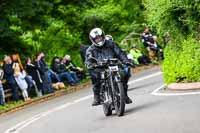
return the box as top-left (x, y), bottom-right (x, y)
top-left (3, 55), bottom-right (19, 101)
top-left (51, 57), bottom-right (79, 85)
top-left (141, 27), bottom-right (155, 61)
top-left (149, 36), bottom-right (164, 61)
top-left (35, 52), bottom-right (54, 95)
top-left (64, 55), bottom-right (85, 80)
top-left (0, 81), bottom-right (5, 105)
top-left (26, 58), bottom-right (42, 97)
top-left (141, 27), bottom-right (153, 48)
top-left (141, 27), bottom-right (163, 62)
top-left (47, 68), bottom-right (60, 83)
top-left (64, 57), bottom-right (79, 84)
top-left (0, 64), bottom-right (5, 105)
top-left (12, 54), bottom-right (30, 101)
top-left (129, 46), bottom-right (151, 65)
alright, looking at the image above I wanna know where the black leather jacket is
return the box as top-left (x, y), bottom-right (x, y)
top-left (85, 40), bottom-right (129, 68)
top-left (53, 62), bottom-right (67, 74)
top-left (141, 32), bottom-right (153, 47)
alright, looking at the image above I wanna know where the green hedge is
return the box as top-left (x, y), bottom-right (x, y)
top-left (163, 37), bottom-right (200, 84)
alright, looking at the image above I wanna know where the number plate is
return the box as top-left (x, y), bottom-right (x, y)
top-left (109, 66), bottom-right (119, 72)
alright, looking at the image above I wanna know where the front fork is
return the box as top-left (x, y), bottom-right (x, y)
top-left (109, 72), bottom-right (122, 105)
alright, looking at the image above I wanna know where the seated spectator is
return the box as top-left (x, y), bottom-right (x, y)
top-left (141, 27), bottom-right (164, 61)
top-left (63, 55), bottom-right (85, 80)
top-left (12, 54), bottom-right (30, 101)
top-left (149, 36), bottom-right (164, 60)
top-left (48, 68), bottom-right (60, 83)
top-left (51, 57), bottom-right (79, 86)
top-left (0, 64), bottom-right (5, 105)
top-left (26, 58), bottom-right (42, 97)
top-left (129, 45), bottom-right (151, 65)
top-left (141, 27), bottom-right (157, 61)
top-left (3, 55), bottom-right (19, 101)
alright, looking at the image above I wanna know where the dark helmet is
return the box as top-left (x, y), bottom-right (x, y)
top-left (89, 28), bottom-right (105, 47)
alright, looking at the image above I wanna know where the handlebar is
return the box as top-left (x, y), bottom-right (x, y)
top-left (88, 58), bottom-right (133, 69)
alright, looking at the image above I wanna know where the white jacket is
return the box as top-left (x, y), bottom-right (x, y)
top-left (15, 71), bottom-right (28, 90)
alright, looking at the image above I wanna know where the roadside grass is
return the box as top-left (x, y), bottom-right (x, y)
top-left (0, 100), bottom-right (23, 112)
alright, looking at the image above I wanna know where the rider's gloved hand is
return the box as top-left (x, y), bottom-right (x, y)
top-left (125, 62), bottom-right (134, 67)
top-left (87, 64), bottom-right (97, 70)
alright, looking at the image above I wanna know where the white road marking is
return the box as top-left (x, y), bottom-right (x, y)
top-left (73, 95), bottom-right (93, 103)
top-left (151, 84), bottom-right (200, 96)
top-left (4, 101), bottom-right (89, 133)
top-left (151, 84), bottom-right (166, 95)
top-left (128, 72), bottom-right (162, 85)
top-left (4, 71), bottom-right (162, 133)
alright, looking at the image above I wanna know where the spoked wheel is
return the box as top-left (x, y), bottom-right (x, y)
top-left (102, 91), bottom-right (112, 116)
top-left (113, 82), bottom-right (125, 116)
top-left (103, 103), bottom-right (112, 116)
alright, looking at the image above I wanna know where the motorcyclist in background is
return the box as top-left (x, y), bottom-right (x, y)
top-left (105, 34), bottom-right (114, 41)
top-left (85, 28), bottom-right (133, 106)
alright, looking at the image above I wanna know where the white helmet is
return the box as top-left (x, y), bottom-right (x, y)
top-left (153, 35), bottom-right (157, 40)
top-left (64, 55), bottom-right (71, 61)
top-left (105, 34), bottom-right (113, 41)
top-left (89, 28), bottom-right (105, 47)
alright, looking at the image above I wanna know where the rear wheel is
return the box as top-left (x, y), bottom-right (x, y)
top-left (113, 81), bottom-right (125, 116)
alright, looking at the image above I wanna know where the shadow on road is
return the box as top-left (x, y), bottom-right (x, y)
top-left (97, 100), bottom-right (164, 120)
top-left (125, 100), bottom-right (164, 115)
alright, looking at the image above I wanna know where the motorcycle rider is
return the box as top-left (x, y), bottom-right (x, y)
top-left (85, 28), bottom-right (133, 106)
top-left (105, 34), bottom-right (114, 41)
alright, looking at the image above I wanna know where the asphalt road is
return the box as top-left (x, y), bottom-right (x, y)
top-left (1, 66), bottom-right (200, 133)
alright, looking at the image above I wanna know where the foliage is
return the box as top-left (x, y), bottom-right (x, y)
top-left (0, 100), bottom-right (23, 112)
top-left (163, 37), bottom-right (200, 83)
top-left (144, 0), bottom-right (200, 83)
top-left (3, 0), bottom-right (200, 84)
top-left (0, 0), bottom-right (144, 66)
top-left (144, 0), bottom-right (200, 41)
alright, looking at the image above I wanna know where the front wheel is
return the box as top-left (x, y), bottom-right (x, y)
top-left (103, 103), bottom-right (112, 116)
top-left (113, 81), bottom-right (125, 116)
top-left (102, 86), bottom-right (112, 116)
